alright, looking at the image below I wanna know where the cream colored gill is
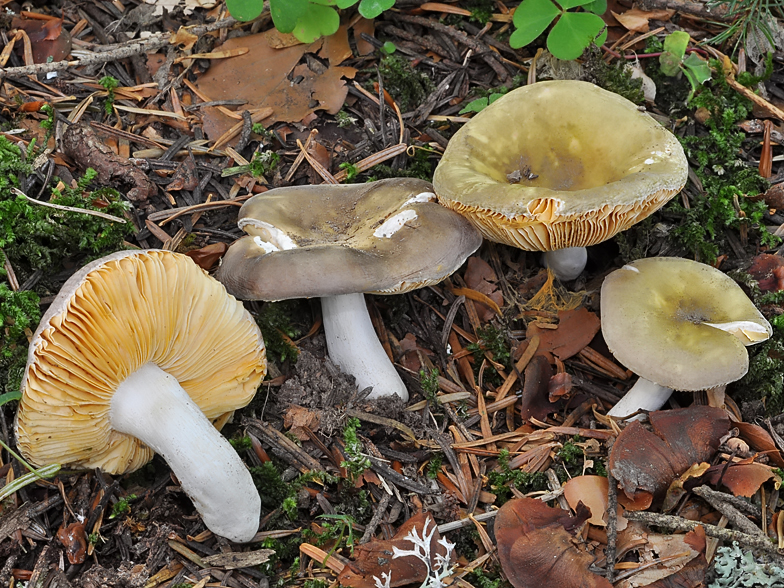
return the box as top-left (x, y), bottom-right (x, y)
top-left (373, 209), bottom-right (418, 238)
top-left (241, 219), bottom-right (298, 252)
top-left (702, 320), bottom-right (771, 344)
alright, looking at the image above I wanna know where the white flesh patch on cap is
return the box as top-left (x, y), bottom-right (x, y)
top-left (402, 191), bottom-right (436, 207)
top-left (621, 264), bottom-right (640, 273)
top-left (241, 219), bottom-right (298, 251)
top-left (702, 320), bottom-right (771, 344)
top-left (374, 209), bottom-right (418, 238)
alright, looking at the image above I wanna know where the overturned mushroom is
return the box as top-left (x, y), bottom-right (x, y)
top-left (433, 80), bottom-right (688, 280)
top-left (217, 178), bottom-right (482, 401)
top-left (16, 250), bottom-right (266, 543)
top-left (600, 257), bottom-right (771, 418)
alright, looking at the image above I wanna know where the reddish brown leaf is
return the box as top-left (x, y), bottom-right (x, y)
top-left (548, 371), bottom-right (572, 401)
top-left (520, 355), bottom-right (556, 422)
top-left (12, 17), bottom-right (71, 64)
top-left (701, 462), bottom-right (774, 498)
top-left (610, 407), bottom-right (729, 503)
top-left (735, 421), bottom-right (784, 468)
top-left (57, 521), bottom-right (87, 564)
top-left (747, 253), bottom-right (784, 292)
top-left (464, 257), bottom-right (503, 322)
top-left (495, 498), bottom-right (612, 588)
top-left (184, 242), bottom-right (228, 271)
top-left (167, 157), bottom-right (199, 192)
top-left (337, 513), bottom-right (446, 588)
top-left (563, 475), bottom-right (627, 530)
top-left (531, 307), bottom-right (601, 360)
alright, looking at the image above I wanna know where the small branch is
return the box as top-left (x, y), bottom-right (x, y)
top-left (623, 511), bottom-right (784, 560)
top-left (12, 188), bottom-right (127, 223)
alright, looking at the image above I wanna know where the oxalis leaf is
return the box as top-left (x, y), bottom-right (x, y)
top-left (359, 0), bottom-right (395, 19)
top-left (269, 0), bottom-right (309, 33)
top-left (510, 0), bottom-right (561, 49)
top-left (225, 0), bottom-right (264, 21)
top-left (547, 12), bottom-right (606, 60)
top-left (292, 3), bottom-right (340, 43)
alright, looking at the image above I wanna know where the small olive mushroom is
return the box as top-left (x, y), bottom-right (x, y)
top-left (216, 178), bottom-right (482, 401)
top-left (600, 257), bottom-right (771, 418)
top-left (433, 80), bottom-right (689, 280)
top-left (16, 250), bottom-right (267, 542)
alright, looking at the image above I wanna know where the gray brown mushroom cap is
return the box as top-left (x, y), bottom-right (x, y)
top-left (600, 257), bottom-right (772, 391)
top-left (16, 249), bottom-right (266, 474)
top-left (216, 178), bottom-right (483, 300)
top-left (433, 80), bottom-right (688, 251)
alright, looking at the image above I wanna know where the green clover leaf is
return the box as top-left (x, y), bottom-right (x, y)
top-left (547, 12), bottom-right (606, 60)
top-left (510, 0), bottom-right (561, 49)
top-left (226, 0), bottom-right (265, 21)
top-left (292, 3), bottom-right (340, 43)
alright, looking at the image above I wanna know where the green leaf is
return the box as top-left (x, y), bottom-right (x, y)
top-left (226, 0), bottom-right (264, 21)
top-left (336, 0), bottom-right (359, 6)
top-left (583, 0), bottom-right (607, 14)
top-left (510, 0), bottom-right (561, 49)
top-left (546, 12), bottom-right (605, 60)
top-left (663, 30), bottom-right (689, 61)
top-left (659, 51), bottom-right (682, 77)
top-left (292, 4), bottom-right (340, 43)
top-left (358, 0), bottom-right (395, 19)
top-left (683, 52), bottom-right (712, 85)
top-left (555, 0), bottom-right (594, 9)
top-left (0, 391), bottom-right (21, 407)
top-left (270, 0), bottom-right (309, 33)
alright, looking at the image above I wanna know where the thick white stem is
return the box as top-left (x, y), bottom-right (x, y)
top-left (110, 363), bottom-right (260, 542)
top-left (542, 247), bottom-right (588, 281)
top-left (321, 293), bottom-right (409, 401)
top-left (607, 377), bottom-right (673, 419)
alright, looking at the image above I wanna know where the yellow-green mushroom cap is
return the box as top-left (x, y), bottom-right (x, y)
top-left (433, 80), bottom-right (688, 251)
top-left (600, 257), bottom-right (772, 391)
top-left (216, 178), bottom-right (482, 300)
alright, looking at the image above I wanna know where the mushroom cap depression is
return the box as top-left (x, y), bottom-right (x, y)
top-left (216, 178), bottom-right (483, 300)
top-left (600, 257), bottom-right (771, 391)
top-left (433, 80), bottom-right (688, 251)
top-left (16, 250), bottom-right (267, 474)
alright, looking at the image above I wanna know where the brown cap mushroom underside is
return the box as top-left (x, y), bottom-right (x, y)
top-left (16, 250), bottom-right (266, 474)
top-left (601, 256), bottom-right (771, 391)
top-left (433, 80), bottom-right (688, 251)
top-left (217, 177), bottom-right (482, 300)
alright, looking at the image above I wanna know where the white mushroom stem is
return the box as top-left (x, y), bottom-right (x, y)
top-left (321, 293), bottom-right (409, 401)
top-left (606, 377), bottom-right (673, 419)
top-left (110, 363), bottom-right (260, 543)
top-left (542, 247), bottom-right (588, 281)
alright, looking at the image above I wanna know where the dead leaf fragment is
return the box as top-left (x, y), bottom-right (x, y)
top-left (735, 421), bottom-right (784, 468)
top-left (495, 497), bottom-right (612, 588)
top-left (202, 549), bottom-right (275, 569)
top-left (701, 461), bottom-right (774, 498)
top-left (11, 17), bottom-right (71, 64)
top-left (609, 406), bottom-right (729, 503)
top-left (563, 475), bottom-right (627, 530)
top-left (184, 242), bottom-right (228, 271)
top-left (283, 405), bottom-right (321, 440)
top-left (611, 9), bottom-right (674, 33)
top-left (57, 521), bottom-right (87, 564)
top-left (530, 307), bottom-right (601, 360)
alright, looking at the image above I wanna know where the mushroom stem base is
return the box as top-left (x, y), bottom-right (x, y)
top-left (321, 293), bottom-right (409, 401)
top-left (110, 363), bottom-right (260, 542)
top-left (607, 377), bottom-right (673, 419)
top-left (542, 247), bottom-right (588, 281)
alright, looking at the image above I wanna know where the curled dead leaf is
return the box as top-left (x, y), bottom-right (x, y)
top-left (57, 521), bottom-right (87, 564)
top-left (184, 242), bottom-right (228, 271)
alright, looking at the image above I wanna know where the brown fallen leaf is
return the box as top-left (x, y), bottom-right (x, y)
top-left (167, 157), bottom-right (199, 192)
top-left (611, 9), bottom-right (674, 33)
top-left (337, 512), bottom-right (447, 588)
top-left (609, 406), bottom-right (729, 503)
top-left (464, 256), bottom-right (504, 322)
top-left (735, 421), bottom-right (784, 468)
top-left (563, 475), bottom-right (627, 530)
top-left (196, 26), bottom-right (357, 143)
top-left (283, 405), bottom-right (321, 440)
top-left (747, 253), bottom-right (784, 292)
top-left (530, 307), bottom-right (601, 360)
top-left (184, 242), bottom-right (228, 271)
top-left (617, 526), bottom-right (706, 588)
top-left (12, 17), bottom-right (71, 64)
top-left (548, 371), bottom-right (572, 402)
top-left (699, 461), bottom-right (775, 498)
top-left (495, 497), bottom-right (612, 588)
top-left (662, 462), bottom-right (712, 513)
top-left (520, 355), bottom-right (556, 422)
top-left (57, 521), bottom-right (87, 564)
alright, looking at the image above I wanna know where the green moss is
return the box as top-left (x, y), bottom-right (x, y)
top-left (254, 300), bottom-right (305, 363)
top-left (732, 336), bottom-right (784, 415)
top-left (584, 49), bottom-right (644, 105)
top-left (667, 66), bottom-right (777, 263)
top-left (465, 567), bottom-right (511, 588)
top-left (487, 448), bottom-right (549, 503)
top-left (467, 325), bottom-right (511, 385)
top-left (250, 461), bottom-right (293, 510)
top-left (377, 55), bottom-right (435, 112)
top-left (364, 148), bottom-right (436, 182)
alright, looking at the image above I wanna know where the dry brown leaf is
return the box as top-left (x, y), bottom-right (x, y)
top-left (548, 371), bottom-right (572, 402)
top-left (747, 253), bottom-right (784, 292)
top-left (520, 355), bottom-right (556, 422)
top-left (611, 9), bottom-right (674, 33)
top-left (196, 27), bottom-right (357, 143)
top-left (464, 256), bottom-right (504, 322)
top-left (351, 18), bottom-right (376, 56)
top-left (283, 405), bottom-right (321, 440)
top-left (563, 475), bottom-right (628, 530)
top-left (170, 26), bottom-right (198, 52)
top-left (616, 532), bottom-right (702, 588)
top-left (610, 406), bottom-right (729, 503)
top-left (337, 512), bottom-right (446, 588)
top-left (662, 462), bottom-right (712, 513)
top-left (735, 421), bottom-right (784, 468)
top-left (11, 17), bottom-right (71, 64)
top-left (184, 242), bottom-right (228, 271)
top-left (530, 307), bottom-right (600, 360)
top-left (495, 497), bottom-right (612, 588)
top-left (701, 461), bottom-right (774, 498)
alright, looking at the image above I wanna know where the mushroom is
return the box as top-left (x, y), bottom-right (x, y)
top-left (16, 250), bottom-right (266, 542)
top-left (433, 80), bottom-right (689, 280)
top-left (600, 257), bottom-right (771, 418)
top-left (216, 177), bottom-right (482, 401)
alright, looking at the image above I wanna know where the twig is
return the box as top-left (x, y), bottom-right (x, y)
top-left (691, 485), bottom-right (766, 537)
top-left (606, 478), bottom-right (618, 583)
top-left (359, 492), bottom-right (392, 544)
top-left (623, 511), bottom-right (784, 560)
top-left (11, 188), bottom-right (127, 223)
top-left (0, 18), bottom-right (237, 80)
